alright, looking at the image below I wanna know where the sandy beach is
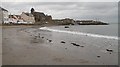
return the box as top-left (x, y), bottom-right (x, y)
top-left (0, 26), bottom-right (2, 66)
top-left (2, 25), bottom-right (118, 65)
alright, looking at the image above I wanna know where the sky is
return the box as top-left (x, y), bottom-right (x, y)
top-left (0, 0), bottom-right (119, 2)
top-left (1, 1), bottom-right (119, 23)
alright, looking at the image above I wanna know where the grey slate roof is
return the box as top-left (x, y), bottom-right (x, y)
top-left (24, 13), bottom-right (33, 17)
top-left (0, 7), bottom-right (8, 12)
top-left (33, 12), bottom-right (46, 17)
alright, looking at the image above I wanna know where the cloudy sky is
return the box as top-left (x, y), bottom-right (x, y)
top-left (0, 0), bottom-right (119, 2)
top-left (1, 2), bottom-right (118, 23)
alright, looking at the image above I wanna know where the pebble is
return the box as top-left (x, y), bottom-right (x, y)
top-left (49, 40), bottom-right (52, 42)
top-left (97, 56), bottom-right (101, 58)
top-left (61, 41), bottom-right (66, 43)
top-left (42, 37), bottom-right (44, 38)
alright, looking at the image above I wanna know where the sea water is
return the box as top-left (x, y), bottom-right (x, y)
top-left (40, 23), bottom-right (118, 40)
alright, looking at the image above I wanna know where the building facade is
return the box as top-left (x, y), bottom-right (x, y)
top-left (45, 15), bottom-right (52, 23)
top-left (0, 7), bottom-right (9, 24)
top-left (21, 12), bottom-right (35, 24)
top-left (31, 8), bottom-right (52, 24)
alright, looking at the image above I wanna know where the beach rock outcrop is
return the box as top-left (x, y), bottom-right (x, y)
top-left (64, 26), bottom-right (69, 28)
top-left (71, 42), bottom-right (84, 47)
top-left (48, 40), bottom-right (52, 42)
top-left (71, 43), bottom-right (80, 46)
top-left (106, 49), bottom-right (113, 52)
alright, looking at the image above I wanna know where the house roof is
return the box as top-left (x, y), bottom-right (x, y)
top-left (9, 15), bottom-right (21, 19)
top-left (33, 12), bottom-right (46, 17)
top-left (24, 13), bottom-right (33, 17)
top-left (0, 7), bottom-right (8, 12)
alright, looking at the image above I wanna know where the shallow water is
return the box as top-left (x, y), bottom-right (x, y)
top-left (48, 23), bottom-right (118, 37)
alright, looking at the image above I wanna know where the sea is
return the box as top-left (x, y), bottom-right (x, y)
top-left (40, 23), bottom-right (119, 40)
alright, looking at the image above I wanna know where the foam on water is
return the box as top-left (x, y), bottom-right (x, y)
top-left (39, 27), bottom-right (119, 40)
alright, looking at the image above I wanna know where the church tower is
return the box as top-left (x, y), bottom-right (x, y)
top-left (31, 8), bottom-right (35, 14)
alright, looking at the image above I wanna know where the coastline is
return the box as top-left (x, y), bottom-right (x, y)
top-left (2, 25), bottom-right (118, 65)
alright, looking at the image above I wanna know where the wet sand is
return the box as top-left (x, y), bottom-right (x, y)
top-left (2, 26), bottom-right (118, 65)
top-left (0, 26), bottom-right (2, 66)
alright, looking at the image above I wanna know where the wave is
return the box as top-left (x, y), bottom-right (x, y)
top-left (39, 27), bottom-right (119, 40)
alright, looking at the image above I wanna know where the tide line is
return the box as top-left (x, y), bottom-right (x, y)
top-left (39, 27), bottom-right (119, 40)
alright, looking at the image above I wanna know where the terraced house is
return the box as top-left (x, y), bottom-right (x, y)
top-left (21, 12), bottom-right (35, 24)
top-left (0, 7), bottom-right (9, 24)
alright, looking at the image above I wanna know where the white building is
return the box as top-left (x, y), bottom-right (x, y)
top-left (0, 7), bottom-right (9, 24)
top-left (21, 12), bottom-right (35, 24)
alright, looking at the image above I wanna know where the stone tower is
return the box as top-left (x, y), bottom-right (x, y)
top-left (31, 8), bottom-right (35, 14)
